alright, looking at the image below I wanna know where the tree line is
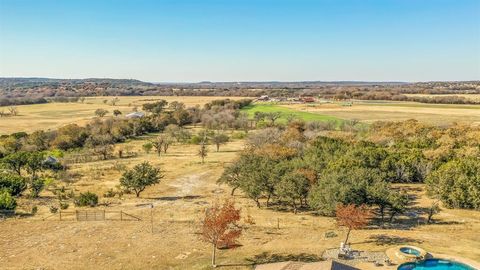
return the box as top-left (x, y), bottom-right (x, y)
top-left (2, 78), bottom-right (479, 105)
top-left (219, 119), bottom-right (480, 221)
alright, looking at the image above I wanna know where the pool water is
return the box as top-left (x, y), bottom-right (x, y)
top-left (398, 259), bottom-right (476, 270)
top-left (400, 247), bottom-right (421, 256)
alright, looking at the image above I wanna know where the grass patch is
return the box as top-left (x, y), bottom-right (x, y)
top-left (241, 104), bottom-right (342, 123)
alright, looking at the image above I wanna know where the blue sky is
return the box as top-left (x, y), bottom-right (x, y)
top-left (0, 0), bottom-right (479, 82)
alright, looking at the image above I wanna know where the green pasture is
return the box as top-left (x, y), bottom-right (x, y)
top-left (241, 104), bottom-right (342, 123)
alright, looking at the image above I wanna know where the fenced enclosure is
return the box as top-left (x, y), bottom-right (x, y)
top-left (43, 210), bottom-right (141, 221)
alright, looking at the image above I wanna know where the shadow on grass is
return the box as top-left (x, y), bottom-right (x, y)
top-left (246, 252), bottom-right (323, 265)
top-left (146, 195), bottom-right (203, 201)
top-left (215, 262), bottom-right (255, 269)
top-left (353, 234), bottom-right (423, 246)
top-left (218, 243), bottom-right (243, 250)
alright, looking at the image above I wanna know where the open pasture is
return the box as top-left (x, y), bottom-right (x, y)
top-left (405, 94), bottom-right (480, 102)
top-left (241, 104), bottom-right (341, 123)
top-left (1, 132), bottom-right (479, 269)
top-left (0, 96), bottom-right (244, 134)
top-left (278, 101), bottom-right (480, 125)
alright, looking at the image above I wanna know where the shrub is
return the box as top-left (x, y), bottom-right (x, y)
top-left (59, 202), bottom-right (69, 210)
top-left (74, 192), bottom-right (99, 207)
top-left (103, 188), bottom-right (116, 198)
top-left (142, 142), bottom-right (153, 154)
top-left (49, 205), bottom-right (58, 213)
top-left (29, 178), bottom-right (45, 198)
top-left (0, 189), bottom-right (16, 210)
top-left (231, 131), bottom-right (247, 140)
top-left (0, 172), bottom-right (27, 196)
top-left (189, 135), bottom-right (202, 144)
top-left (31, 206), bottom-right (38, 215)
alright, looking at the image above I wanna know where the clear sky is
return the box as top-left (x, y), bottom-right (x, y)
top-left (0, 0), bottom-right (479, 82)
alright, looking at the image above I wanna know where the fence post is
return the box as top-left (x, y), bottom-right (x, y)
top-left (120, 210), bottom-right (123, 221)
top-left (59, 210), bottom-right (62, 221)
top-left (277, 218), bottom-right (280, 229)
top-left (150, 205), bottom-right (154, 234)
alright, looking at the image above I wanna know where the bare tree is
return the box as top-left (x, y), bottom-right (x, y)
top-left (265, 112), bottom-right (282, 124)
top-left (427, 201), bottom-right (441, 224)
top-left (8, 107), bottom-right (18, 116)
top-left (198, 133), bottom-right (208, 164)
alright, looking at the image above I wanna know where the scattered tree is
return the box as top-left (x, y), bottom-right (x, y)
top-left (265, 112), bottom-right (282, 124)
top-left (335, 204), bottom-right (372, 244)
top-left (427, 201), bottom-right (441, 224)
top-left (1, 152), bottom-right (28, 175)
top-left (113, 109), bottom-right (122, 117)
top-left (142, 142), bottom-right (153, 154)
top-left (8, 107), bottom-right (18, 116)
top-left (200, 199), bottom-right (242, 267)
top-left (85, 134), bottom-right (114, 160)
top-left (120, 162), bottom-right (163, 197)
top-left (211, 133), bottom-right (229, 152)
top-left (198, 136), bottom-right (208, 164)
top-left (29, 177), bottom-right (45, 198)
top-left (142, 100), bottom-right (168, 115)
top-left (94, 108), bottom-right (108, 117)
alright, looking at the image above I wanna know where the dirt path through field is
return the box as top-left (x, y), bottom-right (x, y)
top-left (167, 172), bottom-right (210, 197)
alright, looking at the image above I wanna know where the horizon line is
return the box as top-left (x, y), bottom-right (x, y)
top-left (1, 76), bottom-right (480, 84)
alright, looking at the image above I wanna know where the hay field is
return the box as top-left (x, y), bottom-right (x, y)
top-left (280, 101), bottom-right (480, 125)
top-left (405, 94), bottom-right (480, 102)
top-left (1, 132), bottom-right (479, 269)
top-left (0, 96), bottom-right (245, 135)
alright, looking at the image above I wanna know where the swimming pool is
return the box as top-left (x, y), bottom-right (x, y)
top-left (398, 258), bottom-right (476, 270)
top-left (400, 247), bottom-right (422, 256)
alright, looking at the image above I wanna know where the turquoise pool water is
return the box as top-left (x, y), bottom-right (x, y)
top-left (400, 247), bottom-right (421, 256)
top-left (398, 259), bottom-right (476, 270)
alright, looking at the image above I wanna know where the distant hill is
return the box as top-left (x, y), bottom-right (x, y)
top-left (0, 77), bottom-right (479, 106)
top-left (0, 77), bottom-right (151, 88)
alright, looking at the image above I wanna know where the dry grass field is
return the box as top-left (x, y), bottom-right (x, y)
top-left (2, 97), bottom-right (480, 135)
top-left (280, 101), bottom-right (480, 125)
top-left (1, 130), bottom-right (479, 270)
top-left (0, 96), bottom-right (245, 135)
top-left (1, 97), bottom-right (480, 269)
top-left (405, 94), bottom-right (480, 102)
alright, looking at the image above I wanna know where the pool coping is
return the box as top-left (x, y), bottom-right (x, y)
top-left (384, 248), bottom-right (480, 270)
top-left (428, 252), bottom-right (480, 269)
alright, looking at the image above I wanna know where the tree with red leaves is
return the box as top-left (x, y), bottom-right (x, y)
top-left (200, 199), bottom-right (242, 267)
top-left (335, 204), bottom-right (372, 244)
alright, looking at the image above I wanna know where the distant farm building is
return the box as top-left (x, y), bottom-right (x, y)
top-left (300, 96), bottom-right (316, 103)
top-left (125, 112), bottom-right (145, 118)
top-left (256, 95), bottom-right (270, 101)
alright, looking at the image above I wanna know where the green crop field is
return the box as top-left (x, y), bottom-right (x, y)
top-left (241, 103), bottom-right (342, 123)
